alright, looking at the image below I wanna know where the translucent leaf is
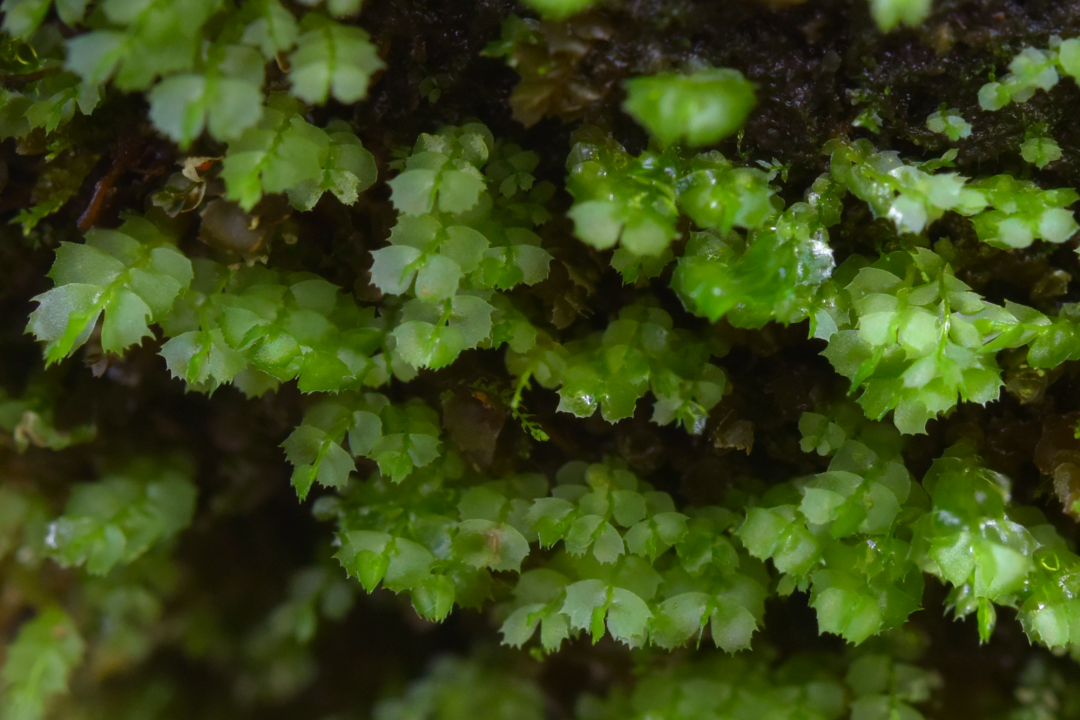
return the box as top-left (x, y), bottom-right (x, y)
top-left (623, 68), bottom-right (757, 147)
top-left (289, 15), bottom-right (383, 105)
top-left (926, 108), bottom-right (971, 141)
top-left (1020, 135), bottom-right (1063, 169)
top-left (287, 129), bottom-right (378, 210)
top-left (651, 593), bottom-right (708, 649)
top-left (221, 99), bottom-right (327, 210)
top-left (241, 0), bottom-right (300, 59)
top-left (606, 588), bottom-right (651, 646)
top-left (412, 575), bottom-right (455, 621)
top-left (869, 0), bottom-right (932, 32)
top-left (0, 608), bottom-right (84, 720)
top-left (65, 0), bottom-right (222, 91)
top-left (561, 578), bottom-right (608, 638)
top-left (369, 245), bottom-right (423, 295)
top-left (160, 328), bottom-right (247, 389)
top-left (29, 218), bottom-right (193, 363)
top-left (710, 595), bottom-right (757, 652)
top-left (810, 569), bottom-right (885, 644)
top-left (148, 45), bottom-right (265, 146)
top-left (46, 461), bottom-right (197, 575)
top-left (437, 168), bottom-right (486, 214)
top-left (518, 0), bottom-right (598, 19)
top-left (393, 321), bottom-right (467, 370)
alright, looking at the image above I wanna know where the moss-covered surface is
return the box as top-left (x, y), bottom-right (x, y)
top-left (5, 1), bottom-right (1080, 718)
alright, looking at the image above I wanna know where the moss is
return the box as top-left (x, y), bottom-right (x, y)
top-left (6, 0), bottom-right (1080, 718)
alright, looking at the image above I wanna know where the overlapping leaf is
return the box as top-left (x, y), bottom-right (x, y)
top-left (28, 215), bottom-right (193, 363)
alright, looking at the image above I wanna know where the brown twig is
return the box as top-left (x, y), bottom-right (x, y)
top-left (77, 135), bottom-right (146, 232)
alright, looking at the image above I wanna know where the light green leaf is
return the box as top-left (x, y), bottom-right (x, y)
top-left (518, 0), bottom-right (598, 19)
top-left (46, 461), bottom-right (197, 575)
top-left (370, 245), bottom-right (423, 295)
top-left (289, 15), bottom-right (384, 104)
top-left (623, 68), bottom-right (757, 147)
top-left (0, 608), bottom-right (84, 720)
top-left (393, 321), bottom-right (467, 370)
top-left (241, 0), bottom-right (300, 59)
top-left (606, 588), bottom-right (651, 646)
top-left (148, 45), bottom-right (265, 146)
top-left (869, 0), bottom-right (932, 32)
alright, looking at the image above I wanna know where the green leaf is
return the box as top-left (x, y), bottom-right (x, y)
top-left (387, 169), bottom-right (438, 215)
top-left (414, 255), bottom-right (463, 302)
top-left (1059, 38), bottom-right (1080, 80)
top-left (287, 128), bottom-right (378, 210)
top-left (623, 68), bottom-right (757, 147)
top-left (281, 402), bottom-right (355, 499)
top-left (810, 569), bottom-right (885, 643)
top-left (738, 506), bottom-right (821, 576)
top-left (869, 0), bottom-right (932, 32)
top-left (0, 608), bottom-right (84, 720)
top-left (99, 288), bottom-right (154, 353)
top-left (384, 538), bottom-right (436, 590)
top-left (337, 530), bottom-right (392, 591)
top-left (2, 0), bottom-right (52, 38)
top-left (393, 321), bottom-right (466, 370)
top-left (978, 47), bottom-right (1060, 111)
top-left (1020, 135), bottom-right (1062, 169)
top-left (926, 107), bottom-right (971, 141)
top-left (710, 595), bottom-right (758, 652)
top-left (518, 0), bottom-right (599, 19)
top-left (454, 519), bottom-right (530, 572)
top-left (46, 460), bottom-right (197, 575)
top-left (677, 154), bottom-right (777, 232)
top-left (561, 578), bottom-right (608, 640)
top-left (160, 328), bottom-right (247, 390)
top-left (289, 14), bottom-right (383, 105)
top-left (241, 0), bottom-right (300, 59)
top-left (28, 218), bottom-right (193, 363)
top-left (967, 175), bottom-right (1078, 249)
top-left (651, 593), bottom-right (708, 649)
top-left (828, 139), bottom-right (985, 236)
top-left (370, 245), bottom-right (424, 295)
top-left (220, 98), bottom-right (327, 211)
top-left (566, 135), bottom-right (681, 256)
top-left (799, 413), bottom-right (848, 456)
top-left (606, 587), bottom-right (651, 646)
top-left (437, 169), bottom-right (486, 214)
top-left (65, 0), bottom-right (222, 91)
top-left (148, 44), bottom-right (265, 146)
top-left (412, 575), bottom-right (456, 621)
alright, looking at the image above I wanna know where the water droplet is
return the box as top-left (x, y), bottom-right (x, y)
top-left (44, 522), bottom-right (59, 550)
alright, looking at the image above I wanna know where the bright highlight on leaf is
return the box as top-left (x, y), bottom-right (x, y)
top-left (828, 138), bottom-right (1079, 248)
top-left (565, 130), bottom-right (780, 261)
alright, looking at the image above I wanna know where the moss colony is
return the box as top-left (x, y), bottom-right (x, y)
top-left (8, 0), bottom-right (1080, 718)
